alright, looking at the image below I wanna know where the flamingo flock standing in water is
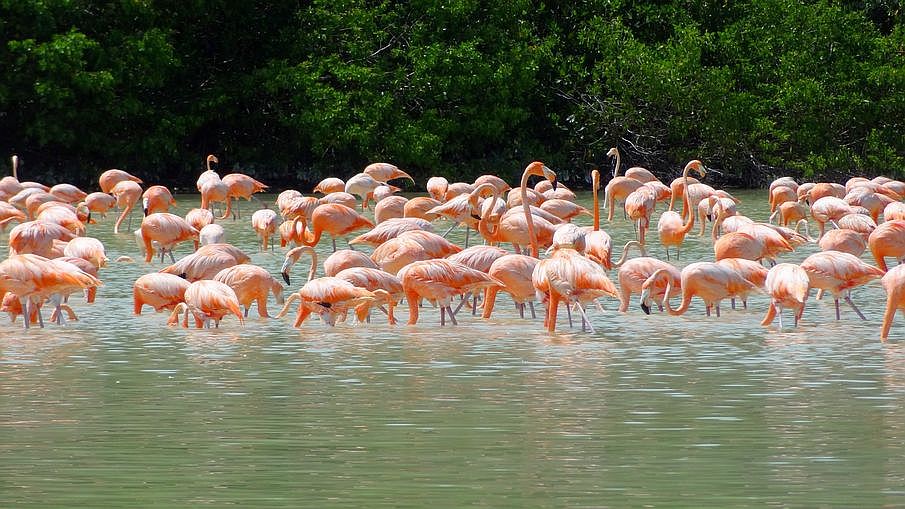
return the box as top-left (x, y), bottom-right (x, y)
top-left (1, 152), bottom-right (905, 341)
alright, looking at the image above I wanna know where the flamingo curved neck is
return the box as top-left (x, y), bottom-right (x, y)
top-left (612, 150), bottom-right (621, 178)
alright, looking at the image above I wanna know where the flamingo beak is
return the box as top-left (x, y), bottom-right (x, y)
top-left (640, 302), bottom-right (651, 315)
top-left (281, 272), bottom-right (291, 285)
top-left (471, 213), bottom-right (481, 221)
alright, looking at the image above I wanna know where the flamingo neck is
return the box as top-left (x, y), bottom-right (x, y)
top-left (520, 170), bottom-right (539, 258)
top-left (592, 170), bottom-right (600, 231)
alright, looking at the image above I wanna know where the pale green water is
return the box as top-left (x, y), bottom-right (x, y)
top-left (1, 190), bottom-right (904, 508)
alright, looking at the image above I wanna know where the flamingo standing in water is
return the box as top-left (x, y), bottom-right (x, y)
top-left (276, 277), bottom-right (383, 327)
top-left (399, 259), bottom-right (502, 326)
top-left (650, 262), bottom-right (758, 317)
top-left (761, 263), bottom-right (810, 328)
top-left (603, 147), bottom-right (643, 221)
top-left (98, 168), bottom-right (142, 194)
top-left (139, 213), bottom-right (199, 263)
top-left (533, 247), bottom-right (619, 333)
top-left (142, 185), bottom-right (176, 215)
top-left (251, 208), bottom-right (279, 252)
top-left (222, 172), bottom-right (268, 219)
top-left (868, 220), bottom-right (905, 272)
top-left (657, 160), bottom-right (707, 259)
top-left (0, 254), bottom-right (96, 329)
top-left (800, 250), bottom-right (884, 320)
top-left (168, 280), bottom-right (244, 328)
top-left (295, 203), bottom-right (374, 252)
top-left (133, 273), bottom-right (191, 315)
top-left (111, 180), bottom-right (143, 234)
top-left (214, 264), bottom-right (285, 318)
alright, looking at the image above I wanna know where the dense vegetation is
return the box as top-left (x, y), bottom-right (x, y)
top-left (1, 0), bottom-right (902, 190)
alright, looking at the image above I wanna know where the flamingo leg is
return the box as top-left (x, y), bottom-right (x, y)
top-left (566, 301), bottom-right (574, 328)
top-left (446, 306), bottom-right (459, 325)
top-left (731, 298), bottom-right (736, 310)
top-left (778, 305), bottom-right (784, 328)
top-left (440, 306), bottom-right (446, 326)
top-left (518, 303), bottom-right (525, 319)
top-left (834, 298), bottom-right (841, 320)
top-left (529, 302), bottom-right (536, 319)
top-left (332, 237), bottom-right (337, 252)
top-left (465, 227), bottom-right (470, 249)
top-left (441, 222), bottom-right (458, 238)
top-left (20, 298), bottom-right (29, 330)
top-left (576, 302), bottom-right (595, 334)
top-left (716, 303), bottom-right (721, 318)
top-left (844, 293), bottom-right (867, 320)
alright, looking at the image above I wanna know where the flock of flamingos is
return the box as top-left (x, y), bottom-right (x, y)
top-left (1, 150), bottom-right (905, 340)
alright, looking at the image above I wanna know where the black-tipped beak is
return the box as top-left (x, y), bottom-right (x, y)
top-left (471, 213), bottom-right (481, 221)
top-left (143, 208), bottom-right (149, 216)
top-left (87, 212), bottom-right (92, 223)
top-left (706, 214), bottom-right (712, 222)
top-left (179, 273), bottom-right (188, 280)
top-left (640, 303), bottom-right (651, 315)
top-left (552, 179), bottom-right (558, 191)
top-left (281, 272), bottom-right (291, 285)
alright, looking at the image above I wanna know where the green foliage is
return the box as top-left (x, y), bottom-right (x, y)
top-left (0, 0), bottom-right (902, 188)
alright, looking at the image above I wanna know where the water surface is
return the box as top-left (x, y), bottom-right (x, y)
top-left (1, 189), bottom-right (903, 508)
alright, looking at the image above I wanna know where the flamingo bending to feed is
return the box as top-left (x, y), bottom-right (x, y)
top-left (276, 277), bottom-right (383, 327)
top-left (133, 273), bottom-right (191, 315)
top-left (761, 263), bottom-right (810, 328)
top-left (652, 262), bottom-right (758, 317)
top-left (214, 264), bottom-right (285, 318)
top-left (880, 264), bottom-right (905, 340)
top-left (168, 280), bottom-right (244, 328)
top-left (533, 247), bottom-right (619, 333)
top-left (800, 250), bottom-right (884, 320)
top-left (603, 147), bottom-right (643, 221)
top-left (399, 259), bottom-right (502, 326)
top-left (295, 203), bottom-right (374, 252)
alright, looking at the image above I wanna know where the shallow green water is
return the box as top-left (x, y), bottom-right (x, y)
top-left (1, 189), bottom-right (904, 508)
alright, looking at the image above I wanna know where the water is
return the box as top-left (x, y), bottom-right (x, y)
top-left (2, 190), bottom-right (904, 508)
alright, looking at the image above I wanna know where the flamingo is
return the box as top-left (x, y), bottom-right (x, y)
top-left (168, 279), bottom-right (244, 328)
top-left (810, 196), bottom-right (853, 239)
top-left (481, 254), bottom-right (540, 319)
top-left (349, 217), bottom-right (433, 248)
top-left (142, 185), bottom-right (176, 215)
top-left (399, 259), bottom-right (502, 326)
top-left (334, 267), bottom-right (404, 324)
top-left (295, 203), bottom-right (374, 252)
top-left (139, 213), bottom-right (199, 263)
top-left (657, 160), bottom-right (707, 258)
top-left (404, 196), bottom-right (443, 221)
top-left (8, 220), bottom-right (77, 257)
top-left (280, 246), bottom-right (318, 285)
top-left (604, 147), bottom-right (643, 221)
top-left (199, 223), bottom-right (226, 246)
top-left (159, 243), bottom-right (250, 281)
top-left (880, 264), bottom-right (905, 340)
top-left (222, 172), bottom-right (268, 219)
top-left (49, 183), bottom-right (87, 204)
top-left (656, 262), bottom-right (758, 317)
top-left (427, 182), bottom-right (498, 247)
top-left (98, 168), bottom-right (142, 194)
top-left (78, 192), bottom-right (116, 220)
top-left (620, 253), bottom-right (680, 314)
top-left (133, 273), bottom-right (191, 314)
top-left (214, 264), bottom-right (285, 318)
top-left (313, 177), bottom-right (345, 194)
top-left (800, 250), bottom-right (884, 320)
top-left (364, 162), bottom-right (414, 185)
top-left (111, 179), bottom-right (143, 234)
top-left (251, 208), bottom-right (279, 252)
top-left (374, 195), bottom-right (408, 224)
top-left (0, 254), bottom-right (97, 329)
top-left (324, 249), bottom-right (378, 277)
top-left (533, 247), bottom-right (619, 333)
top-left (319, 191), bottom-right (359, 210)
top-left (868, 220), bottom-right (905, 272)
top-left (63, 236), bottom-right (108, 269)
top-left (276, 277), bottom-right (382, 327)
top-left (345, 173), bottom-right (386, 209)
top-left (371, 230), bottom-right (462, 274)
top-left (426, 176), bottom-right (449, 201)
top-left (761, 263), bottom-right (810, 328)
top-left (819, 228), bottom-right (867, 256)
